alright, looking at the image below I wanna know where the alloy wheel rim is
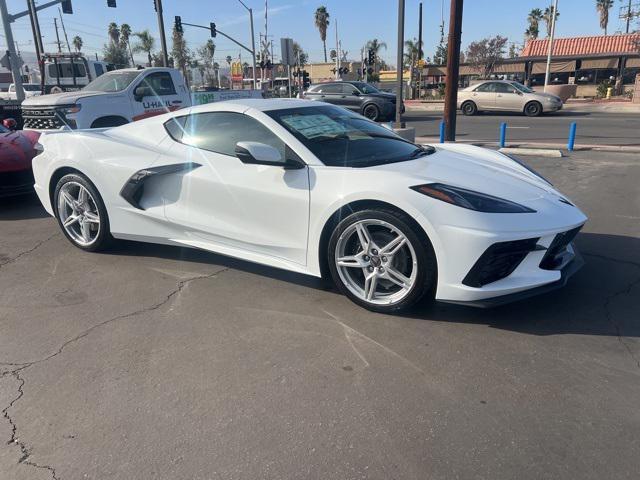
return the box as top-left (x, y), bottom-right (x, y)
top-left (335, 219), bottom-right (418, 305)
top-left (364, 106), bottom-right (378, 120)
top-left (57, 182), bottom-right (101, 246)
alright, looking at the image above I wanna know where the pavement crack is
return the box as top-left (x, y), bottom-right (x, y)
top-left (584, 251), bottom-right (640, 371)
top-left (0, 233), bottom-right (59, 270)
top-left (0, 267), bottom-right (228, 479)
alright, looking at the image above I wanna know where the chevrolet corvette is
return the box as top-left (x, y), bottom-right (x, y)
top-left (32, 99), bottom-right (586, 312)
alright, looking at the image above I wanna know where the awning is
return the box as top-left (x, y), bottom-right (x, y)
top-left (625, 57), bottom-right (640, 68)
top-left (423, 66), bottom-right (447, 76)
top-left (580, 58), bottom-right (619, 69)
top-left (532, 60), bottom-right (576, 74)
top-left (459, 65), bottom-right (483, 76)
top-left (492, 62), bottom-right (526, 73)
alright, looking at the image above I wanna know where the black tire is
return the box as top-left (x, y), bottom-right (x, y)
top-left (54, 173), bottom-right (114, 252)
top-left (524, 101), bottom-right (542, 117)
top-left (362, 104), bottom-right (380, 121)
top-left (461, 101), bottom-right (478, 116)
top-left (327, 209), bottom-right (437, 313)
top-left (90, 116), bottom-right (129, 128)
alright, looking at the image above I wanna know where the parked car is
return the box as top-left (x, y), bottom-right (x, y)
top-left (1, 83), bottom-right (42, 100)
top-left (0, 123), bottom-right (40, 198)
top-left (304, 81), bottom-right (403, 121)
top-left (457, 80), bottom-right (563, 116)
top-left (22, 67), bottom-right (190, 130)
top-left (32, 99), bottom-right (586, 313)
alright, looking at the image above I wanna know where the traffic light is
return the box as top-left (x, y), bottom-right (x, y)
top-left (61, 0), bottom-right (73, 14)
top-left (302, 70), bottom-right (310, 89)
top-left (107, 0), bottom-right (117, 7)
top-left (175, 16), bottom-right (183, 34)
top-left (210, 22), bottom-right (216, 38)
top-left (367, 49), bottom-right (375, 65)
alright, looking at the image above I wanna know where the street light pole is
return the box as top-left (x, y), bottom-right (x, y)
top-left (443, 0), bottom-right (464, 141)
top-left (395, 0), bottom-right (405, 127)
top-left (155, 0), bottom-right (169, 66)
top-left (237, 0), bottom-right (257, 90)
top-left (0, 0), bottom-right (25, 101)
top-left (544, 0), bottom-right (559, 90)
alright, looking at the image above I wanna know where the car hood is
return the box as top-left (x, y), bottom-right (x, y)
top-left (21, 90), bottom-right (107, 107)
top-left (371, 143), bottom-right (565, 205)
top-left (368, 92), bottom-right (397, 101)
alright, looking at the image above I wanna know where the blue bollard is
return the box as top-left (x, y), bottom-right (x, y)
top-left (568, 122), bottom-right (577, 151)
top-left (499, 122), bottom-right (507, 148)
top-left (439, 120), bottom-right (445, 143)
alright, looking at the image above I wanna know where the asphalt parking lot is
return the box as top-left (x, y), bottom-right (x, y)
top-left (1, 150), bottom-right (639, 479)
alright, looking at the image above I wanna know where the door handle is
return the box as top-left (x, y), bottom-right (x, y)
top-left (340, 95), bottom-right (347, 98)
top-left (320, 95), bottom-right (326, 98)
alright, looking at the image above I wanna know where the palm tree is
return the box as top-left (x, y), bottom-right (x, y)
top-left (403, 38), bottom-right (422, 68)
top-left (133, 30), bottom-right (155, 67)
top-left (120, 23), bottom-right (134, 64)
top-left (542, 6), bottom-right (560, 38)
top-left (526, 8), bottom-right (543, 40)
top-left (107, 22), bottom-right (120, 45)
top-left (314, 6), bottom-right (330, 62)
top-left (226, 55), bottom-right (232, 65)
top-left (72, 35), bottom-right (83, 53)
top-left (596, 0), bottom-right (614, 35)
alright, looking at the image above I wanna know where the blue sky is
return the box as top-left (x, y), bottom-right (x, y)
top-left (1, 0), bottom-right (635, 66)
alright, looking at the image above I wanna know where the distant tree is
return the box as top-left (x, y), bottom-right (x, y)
top-left (364, 38), bottom-right (387, 67)
top-left (404, 38), bottom-right (422, 68)
top-left (542, 6), bottom-right (560, 38)
top-left (433, 41), bottom-right (447, 65)
top-left (596, 0), bottom-right (614, 35)
top-left (314, 6), bottom-right (330, 62)
top-left (133, 30), bottom-right (155, 67)
top-left (226, 55), bottom-right (232, 65)
top-left (72, 35), bottom-right (83, 53)
top-left (465, 35), bottom-right (508, 78)
top-left (292, 41), bottom-right (308, 68)
top-left (197, 39), bottom-right (216, 86)
top-left (525, 8), bottom-right (543, 40)
top-left (172, 26), bottom-right (191, 85)
top-left (329, 49), bottom-right (337, 61)
top-left (508, 43), bottom-right (520, 58)
top-left (120, 23), bottom-right (134, 64)
top-left (107, 22), bottom-right (120, 44)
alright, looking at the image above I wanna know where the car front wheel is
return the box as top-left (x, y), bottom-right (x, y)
top-left (524, 101), bottom-right (542, 117)
top-left (328, 209), bottom-right (437, 313)
top-left (362, 104), bottom-right (380, 121)
top-left (54, 173), bottom-right (113, 252)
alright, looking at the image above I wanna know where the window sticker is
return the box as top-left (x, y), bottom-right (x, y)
top-left (280, 114), bottom-right (346, 139)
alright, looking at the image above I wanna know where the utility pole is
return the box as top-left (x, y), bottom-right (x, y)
top-left (27, 0), bottom-right (44, 57)
top-left (58, 8), bottom-right (71, 53)
top-left (544, 0), bottom-right (559, 89)
top-left (154, 0), bottom-right (169, 66)
top-left (443, 0), bottom-right (464, 141)
top-left (0, 0), bottom-right (25, 101)
top-left (54, 17), bottom-right (62, 52)
top-left (418, 2), bottom-right (423, 60)
top-left (237, 0), bottom-right (257, 90)
top-left (335, 18), bottom-right (339, 79)
top-left (395, 0), bottom-right (405, 127)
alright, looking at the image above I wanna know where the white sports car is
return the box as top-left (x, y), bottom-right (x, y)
top-left (32, 99), bottom-right (586, 313)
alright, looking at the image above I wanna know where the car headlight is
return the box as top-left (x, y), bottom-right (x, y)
top-left (502, 153), bottom-right (552, 185)
top-left (58, 104), bottom-right (81, 115)
top-left (410, 183), bottom-right (536, 213)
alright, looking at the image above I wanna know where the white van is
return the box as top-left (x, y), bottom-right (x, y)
top-left (41, 53), bottom-right (110, 94)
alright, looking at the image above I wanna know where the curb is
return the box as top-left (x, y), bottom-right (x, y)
top-left (415, 137), bottom-right (640, 154)
top-left (499, 147), bottom-right (563, 158)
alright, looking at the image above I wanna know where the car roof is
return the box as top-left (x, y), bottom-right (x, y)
top-left (190, 98), bottom-right (317, 114)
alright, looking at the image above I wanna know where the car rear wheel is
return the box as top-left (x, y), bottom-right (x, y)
top-left (461, 101), bottom-right (478, 116)
top-left (54, 173), bottom-right (113, 252)
top-left (362, 104), bottom-right (380, 121)
top-left (524, 101), bottom-right (542, 117)
top-left (328, 209), bottom-right (437, 313)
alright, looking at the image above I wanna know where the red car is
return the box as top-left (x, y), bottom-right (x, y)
top-left (0, 122), bottom-right (40, 198)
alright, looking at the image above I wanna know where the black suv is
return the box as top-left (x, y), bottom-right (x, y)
top-left (304, 81), bottom-right (402, 121)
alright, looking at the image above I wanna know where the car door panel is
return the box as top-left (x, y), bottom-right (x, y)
top-left (131, 71), bottom-right (184, 121)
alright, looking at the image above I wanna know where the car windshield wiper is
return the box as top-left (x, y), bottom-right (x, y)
top-left (407, 145), bottom-right (436, 159)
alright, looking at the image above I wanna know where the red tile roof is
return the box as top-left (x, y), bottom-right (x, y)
top-left (521, 34), bottom-right (640, 57)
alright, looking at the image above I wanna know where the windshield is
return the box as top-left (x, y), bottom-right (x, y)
top-left (83, 70), bottom-right (141, 92)
top-left (350, 82), bottom-right (380, 94)
top-left (267, 105), bottom-right (434, 167)
top-left (510, 82), bottom-right (534, 93)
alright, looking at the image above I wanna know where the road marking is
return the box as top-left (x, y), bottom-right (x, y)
top-left (507, 126), bottom-right (530, 129)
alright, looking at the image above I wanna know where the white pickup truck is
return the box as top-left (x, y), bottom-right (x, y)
top-left (22, 67), bottom-right (191, 130)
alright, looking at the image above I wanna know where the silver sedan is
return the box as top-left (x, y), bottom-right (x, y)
top-left (457, 80), bottom-right (563, 117)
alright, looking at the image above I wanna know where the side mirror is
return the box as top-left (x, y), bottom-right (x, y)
top-left (133, 85), bottom-right (151, 101)
top-left (3, 118), bottom-right (17, 130)
top-left (235, 141), bottom-right (304, 169)
top-left (352, 90), bottom-right (360, 96)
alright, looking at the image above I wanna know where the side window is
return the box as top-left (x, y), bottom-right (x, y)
top-left (176, 112), bottom-right (287, 159)
top-left (320, 84), bottom-right (342, 94)
top-left (164, 116), bottom-right (187, 142)
top-left (138, 72), bottom-right (176, 96)
top-left (494, 83), bottom-right (517, 93)
top-left (474, 82), bottom-right (496, 93)
top-left (340, 84), bottom-right (358, 94)
top-left (94, 64), bottom-right (105, 77)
